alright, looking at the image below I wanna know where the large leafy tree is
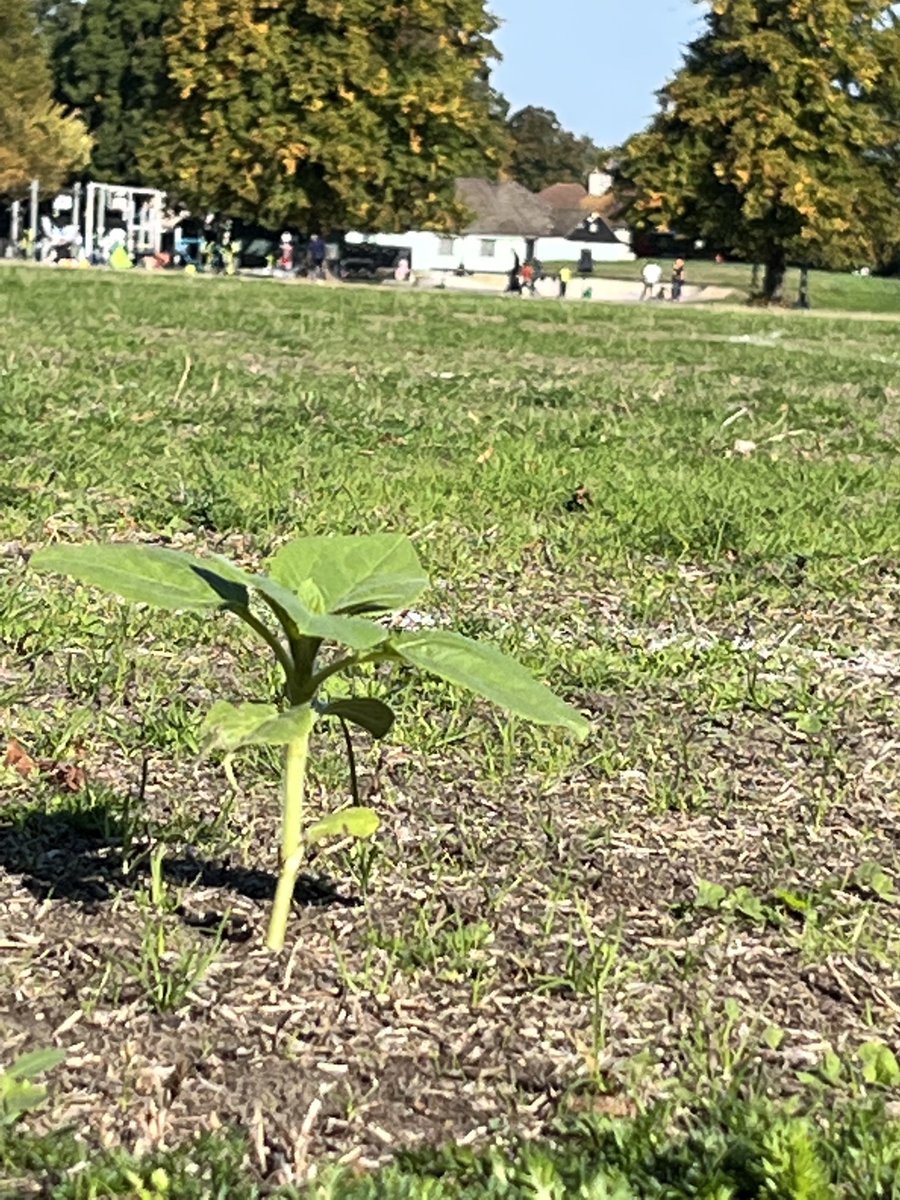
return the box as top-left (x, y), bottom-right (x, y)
top-left (0, 0), bottom-right (91, 195)
top-left (620, 0), bottom-right (900, 300)
top-left (507, 106), bottom-right (605, 192)
top-left (51, 0), bottom-right (180, 182)
top-left (33, 0), bottom-right (83, 54)
top-left (138, 0), bottom-right (510, 230)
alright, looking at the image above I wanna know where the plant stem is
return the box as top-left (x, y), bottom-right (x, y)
top-left (235, 606), bottom-right (294, 681)
top-left (266, 708), bottom-right (314, 952)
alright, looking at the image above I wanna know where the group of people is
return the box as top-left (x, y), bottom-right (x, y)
top-left (276, 231), bottom-right (328, 277)
top-left (505, 254), bottom-right (572, 298)
top-left (640, 258), bottom-right (686, 301)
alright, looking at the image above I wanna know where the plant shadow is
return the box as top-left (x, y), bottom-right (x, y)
top-left (0, 798), bottom-right (359, 917)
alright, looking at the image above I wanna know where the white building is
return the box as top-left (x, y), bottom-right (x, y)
top-left (353, 173), bottom-right (633, 275)
top-left (535, 173), bottom-right (633, 265)
top-left (360, 177), bottom-right (553, 274)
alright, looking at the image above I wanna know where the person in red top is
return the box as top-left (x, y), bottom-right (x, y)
top-left (521, 261), bottom-right (535, 295)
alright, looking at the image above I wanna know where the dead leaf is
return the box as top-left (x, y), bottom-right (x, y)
top-left (564, 486), bottom-right (592, 513)
top-left (570, 1093), bottom-right (639, 1118)
top-left (47, 762), bottom-right (87, 793)
top-left (733, 438), bottom-right (757, 456)
top-left (477, 446), bottom-right (494, 464)
top-left (4, 739), bottom-right (37, 777)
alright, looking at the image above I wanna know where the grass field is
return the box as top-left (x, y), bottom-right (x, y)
top-left (1, 266), bottom-right (899, 1196)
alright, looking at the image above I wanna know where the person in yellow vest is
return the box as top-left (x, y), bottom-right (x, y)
top-left (109, 243), bottom-right (132, 270)
top-left (559, 265), bottom-right (572, 298)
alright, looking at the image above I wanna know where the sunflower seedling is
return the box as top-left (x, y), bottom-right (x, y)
top-left (32, 534), bottom-right (588, 951)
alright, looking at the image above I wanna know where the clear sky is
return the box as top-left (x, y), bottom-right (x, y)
top-left (490, 0), bottom-right (705, 149)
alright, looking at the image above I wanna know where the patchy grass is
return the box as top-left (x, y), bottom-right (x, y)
top-left (1, 267), bottom-right (898, 1191)
top-left (5, 1085), bottom-right (900, 1196)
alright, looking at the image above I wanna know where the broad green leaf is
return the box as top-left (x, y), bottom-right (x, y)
top-left (306, 806), bottom-right (380, 846)
top-left (389, 630), bottom-right (589, 739)
top-left (207, 555), bottom-right (388, 651)
top-left (1, 1049), bottom-right (65, 1126)
top-left (201, 701), bottom-right (313, 753)
top-left (268, 534), bottom-right (428, 615)
top-left (3, 1048), bottom-right (66, 1081)
top-left (0, 1079), bottom-right (47, 1124)
top-left (31, 544), bottom-right (248, 612)
top-left (859, 1041), bottom-right (900, 1087)
top-left (321, 697), bottom-right (395, 738)
top-left (695, 880), bottom-right (727, 910)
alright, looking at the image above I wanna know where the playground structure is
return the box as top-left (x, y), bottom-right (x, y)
top-left (83, 181), bottom-right (164, 260)
top-left (3, 179), bottom-right (165, 262)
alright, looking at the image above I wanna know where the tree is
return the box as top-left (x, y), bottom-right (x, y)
top-left (33, 0), bottom-right (83, 55)
top-left (507, 106), bottom-right (605, 192)
top-left (137, 0), bottom-right (510, 231)
top-left (51, 0), bottom-right (180, 182)
top-left (620, 0), bottom-right (900, 300)
top-left (0, 0), bottom-right (91, 195)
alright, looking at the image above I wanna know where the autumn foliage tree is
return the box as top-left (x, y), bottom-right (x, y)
top-left (137, 0), bottom-right (510, 230)
top-left (621, 0), bottom-right (900, 300)
top-left (0, 0), bottom-right (91, 195)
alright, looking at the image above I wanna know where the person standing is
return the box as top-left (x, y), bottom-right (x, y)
top-left (559, 265), bottom-right (572, 298)
top-left (640, 261), bottom-right (662, 299)
top-left (277, 232), bottom-right (294, 273)
top-left (308, 233), bottom-right (327, 278)
top-left (671, 257), bottom-right (686, 301)
top-left (521, 260), bottom-right (535, 295)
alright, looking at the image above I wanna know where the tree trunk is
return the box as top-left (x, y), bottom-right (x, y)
top-left (762, 251), bottom-right (786, 304)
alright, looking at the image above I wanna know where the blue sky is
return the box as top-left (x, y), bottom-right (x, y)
top-left (490, 0), bottom-right (705, 149)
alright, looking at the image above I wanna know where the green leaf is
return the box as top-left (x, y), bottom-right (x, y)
top-left (207, 555), bottom-right (388, 651)
top-left (306, 806), bottom-right (380, 846)
top-left (729, 886), bottom-right (769, 924)
top-left (30, 544), bottom-right (248, 612)
top-left (695, 880), bottom-right (727, 910)
top-left (0, 1049), bottom-right (65, 1127)
top-left (201, 701), bottom-right (313, 753)
top-left (3, 1048), bottom-right (66, 1081)
top-left (388, 630), bottom-right (589, 738)
top-left (858, 1041), bottom-right (900, 1087)
top-left (321, 697), bottom-right (395, 739)
top-left (268, 534), bottom-right (428, 615)
top-left (854, 861), bottom-right (896, 901)
top-left (787, 711), bottom-right (823, 735)
top-left (762, 1024), bottom-right (784, 1051)
top-left (820, 1048), bottom-right (843, 1085)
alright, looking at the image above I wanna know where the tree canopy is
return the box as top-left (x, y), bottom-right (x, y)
top-left (507, 105), bottom-right (605, 192)
top-left (134, 0), bottom-right (509, 230)
top-left (620, 0), bottom-right (900, 299)
top-left (51, 0), bottom-right (180, 182)
top-left (0, 0), bottom-right (91, 196)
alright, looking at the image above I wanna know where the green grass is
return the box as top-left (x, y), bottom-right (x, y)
top-left (1, 265), bottom-right (899, 1193)
top-left (5, 1087), bottom-right (900, 1197)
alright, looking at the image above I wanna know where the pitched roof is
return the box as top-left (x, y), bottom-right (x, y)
top-left (538, 182), bottom-right (589, 209)
top-left (540, 178), bottom-right (628, 240)
top-left (591, 190), bottom-right (631, 229)
top-left (455, 178), bottom-right (554, 236)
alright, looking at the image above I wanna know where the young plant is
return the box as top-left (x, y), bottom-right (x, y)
top-left (32, 533), bottom-right (588, 951)
top-left (0, 1049), bottom-right (66, 1127)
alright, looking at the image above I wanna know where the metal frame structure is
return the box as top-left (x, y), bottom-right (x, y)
top-left (83, 181), bottom-right (165, 260)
